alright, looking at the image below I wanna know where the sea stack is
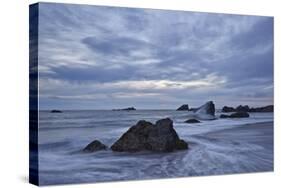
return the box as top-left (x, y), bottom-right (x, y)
top-left (111, 118), bottom-right (188, 152)
top-left (194, 101), bottom-right (216, 120)
top-left (176, 104), bottom-right (189, 111)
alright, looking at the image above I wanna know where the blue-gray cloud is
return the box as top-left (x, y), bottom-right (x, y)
top-left (37, 3), bottom-right (273, 109)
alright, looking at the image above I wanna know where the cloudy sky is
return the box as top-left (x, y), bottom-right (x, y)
top-left (37, 3), bottom-right (273, 110)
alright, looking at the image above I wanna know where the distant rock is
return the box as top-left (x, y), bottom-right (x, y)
top-left (221, 105), bottom-right (273, 113)
top-left (194, 101), bottom-right (216, 120)
top-left (176, 104), bottom-right (189, 111)
top-left (249, 105), bottom-right (273, 112)
top-left (50, 110), bottom-right (62, 113)
top-left (185, 119), bottom-right (200, 123)
top-left (111, 118), bottom-right (188, 152)
top-left (222, 106), bottom-right (236, 112)
top-left (236, 105), bottom-right (250, 112)
top-left (83, 140), bottom-right (107, 153)
top-left (113, 107), bottom-right (136, 111)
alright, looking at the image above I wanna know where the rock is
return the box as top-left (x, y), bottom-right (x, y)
top-left (194, 101), bottom-right (216, 120)
top-left (176, 104), bottom-right (189, 111)
top-left (113, 107), bottom-right (136, 111)
top-left (249, 105), bottom-right (273, 112)
top-left (220, 114), bottom-right (230, 118)
top-left (83, 140), bottom-right (107, 152)
top-left (184, 119), bottom-right (200, 123)
top-left (50, 110), bottom-right (62, 113)
top-left (229, 112), bottom-right (250, 118)
top-left (222, 106), bottom-right (235, 112)
top-left (111, 118), bottom-right (188, 152)
top-left (236, 105), bottom-right (250, 112)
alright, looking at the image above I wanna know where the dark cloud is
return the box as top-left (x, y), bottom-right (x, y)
top-left (81, 36), bottom-right (153, 57)
top-left (230, 18), bottom-right (273, 50)
top-left (37, 3), bottom-right (274, 109)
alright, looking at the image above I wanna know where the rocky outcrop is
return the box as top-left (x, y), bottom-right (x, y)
top-left (113, 107), bottom-right (136, 111)
top-left (236, 105), bottom-right (250, 112)
top-left (83, 140), bottom-right (107, 152)
top-left (249, 105), bottom-right (273, 112)
top-left (220, 112), bottom-right (250, 118)
top-left (185, 119), bottom-right (200, 123)
top-left (222, 106), bottom-right (236, 112)
top-left (111, 118), bottom-right (188, 152)
top-left (194, 101), bottom-right (216, 120)
top-left (221, 105), bottom-right (273, 113)
top-left (176, 104), bottom-right (189, 111)
top-left (50, 110), bottom-right (62, 113)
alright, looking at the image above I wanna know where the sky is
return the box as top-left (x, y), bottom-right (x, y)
top-left (36, 3), bottom-right (274, 110)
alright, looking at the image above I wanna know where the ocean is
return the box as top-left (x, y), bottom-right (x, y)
top-left (37, 110), bottom-right (273, 185)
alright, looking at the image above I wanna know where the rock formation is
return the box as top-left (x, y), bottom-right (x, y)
top-left (176, 104), bottom-right (189, 111)
top-left (185, 119), bottom-right (200, 123)
top-left (113, 107), bottom-right (136, 111)
top-left (111, 118), bottom-right (188, 152)
top-left (83, 140), bottom-right (107, 152)
top-left (194, 101), bottom-right (216, 120)
top-left (222, 106), bottom-right (236, 112)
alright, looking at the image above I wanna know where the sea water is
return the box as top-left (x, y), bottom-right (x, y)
top-left (37, 110), bottom-right (273, 185)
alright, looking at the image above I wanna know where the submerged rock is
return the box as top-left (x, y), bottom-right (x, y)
top-left (176, 104), bottom-right (189, 111)
top-left (50, 110), bottom-right (62, 113)
top-left (83, 140), bottom-right (107, 152)
top-left (111, 118), bottom-right (188, 152)
top-left (194, 101), bottom-right (216, 120)
top-left (185, 119), bottom-right (200, 123)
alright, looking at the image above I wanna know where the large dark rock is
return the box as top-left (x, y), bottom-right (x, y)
top-left (249, 105), bottom-right (273, 112)
top-left (194, 101), bottom-right (216, 120)
top-left (222, 106), bottom-right (236, 112)
top-left (83, 140), bottom-right (107, 152)
top-left (50, 110), bottom-right (62, 113)
top-left (111, 118), bottom-right (188, 152)
top-left (236, 105), bottom-right (250, 112)
top-left (185, 119), bottom-right (200, 123)
top-left (230, 112), bottom-right (249, 118)
top-left (177, 104), bottom-right (189, 111)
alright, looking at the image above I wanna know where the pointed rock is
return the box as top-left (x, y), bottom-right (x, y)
top-left (111, 118), bottom-right (188, 152)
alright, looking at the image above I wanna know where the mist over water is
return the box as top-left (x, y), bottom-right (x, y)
top-left (37, 110), bottom-right (273, 185)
